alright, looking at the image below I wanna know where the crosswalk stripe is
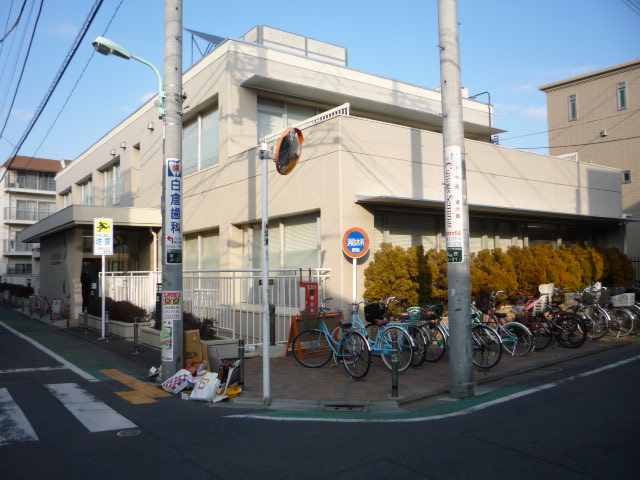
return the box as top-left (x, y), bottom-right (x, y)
top-left (45, 383), bottom-right (137, 432)
top-left (0, 388), bottom-right (39, 446)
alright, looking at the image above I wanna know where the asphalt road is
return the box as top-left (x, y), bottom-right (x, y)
top-left (1, 313), bottom-right (639, 479)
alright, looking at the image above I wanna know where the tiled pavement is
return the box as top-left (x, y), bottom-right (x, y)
top-left (240, 335), bottom-right (635, 407)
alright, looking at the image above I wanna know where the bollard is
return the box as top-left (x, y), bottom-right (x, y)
top-left (83, 310), bottom-right (88, 334)
top-left (133, 317), bottom-right (139, 355)
top-left (269, 304), bottom-right (276, 346)
top-left (155, 283), bottom-right (162, 324)
top-left (390, 338), bottom-right (399, 398)
top-left (238, 339), bottom-right (245, 390)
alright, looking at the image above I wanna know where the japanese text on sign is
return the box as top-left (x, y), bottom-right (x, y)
top-left (164, 158), bottom-right (183, 264)
top-left (93, 218), bottom-right (113, 255)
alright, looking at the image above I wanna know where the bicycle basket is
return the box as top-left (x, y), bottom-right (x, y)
top-left (597, 291), bottom-right (610, 306)
top-left (564, 292), bottom-right (580, 307)
top-left (364, 302), bottom-right (385, 322)
top-left (474, 297), bottom-right (492, 314)
top-left (406, 307), bottom-right (422, 323)
top-left (581, 291), bottom-right (597, 305)
top-left (300, 306), bottom-right (322, 330)
top-left (611, 293), bottom-right (635, 307)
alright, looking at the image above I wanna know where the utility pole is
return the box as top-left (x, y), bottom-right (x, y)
top-left (437, 0), bottom-right (475, 399)
top-left (160, 0), bottom-right (184, 378)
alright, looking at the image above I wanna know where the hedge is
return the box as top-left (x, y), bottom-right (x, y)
top-left (363, 243), bottom-right (634, 307)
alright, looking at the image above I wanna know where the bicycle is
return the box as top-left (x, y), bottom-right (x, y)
top-left (472, 291), bottom-right (533, 357)
top-left (516, 290), bottom-right (587, 349)
top-left (292, 302), bottom-right (372, 378)
top-left (350, 298), bottom-right (414, 372)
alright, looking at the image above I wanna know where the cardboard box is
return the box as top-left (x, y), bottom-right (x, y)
top-left (184, 330), bottom-right (203, 368)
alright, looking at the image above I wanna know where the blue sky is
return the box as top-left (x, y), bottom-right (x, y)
top-left (0, 0), bottom-right (638, 162)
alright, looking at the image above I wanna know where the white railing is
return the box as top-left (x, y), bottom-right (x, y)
top-left (102, 269), bottom-right (331, 346)
top-left (258, 103), bottom-right (350, 144)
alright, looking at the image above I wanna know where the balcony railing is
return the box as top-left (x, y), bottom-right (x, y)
top-left (4, 207), bottom-right (55, 222)
top-left (5, 177), bottom-right (56, 191)
top-left (7, 264), bottom-right (32, 275)
top-left (3, 239), bottom-right (37, 253)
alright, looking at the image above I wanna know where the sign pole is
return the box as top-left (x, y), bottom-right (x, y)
top-left (342, 227), bottom-right (369, 315)
top-left (101, 254), bottom-right (106, 338)
top-left (438, 0), bottom-right (474, 399)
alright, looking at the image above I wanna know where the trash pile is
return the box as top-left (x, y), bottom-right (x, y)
top-left (153, 329), bottom-right (242, 403)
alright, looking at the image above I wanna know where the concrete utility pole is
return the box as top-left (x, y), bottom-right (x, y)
top-left (161, 0), bottom-right (184, 378)
top-left (437, 0), bottom-right (475, 399)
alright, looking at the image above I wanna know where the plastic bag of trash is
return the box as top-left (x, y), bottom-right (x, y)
top-left (190, 372), bottom-right (220, 401)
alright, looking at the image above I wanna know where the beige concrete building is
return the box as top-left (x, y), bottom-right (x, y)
top-left (539, 58), bottom-right (640, 257)
top-left (1, 156), bottom-right (68, 288)
top-left (20, 26), bottom-right (625, 321)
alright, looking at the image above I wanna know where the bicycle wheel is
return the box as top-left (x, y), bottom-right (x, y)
top-left (340, 331), bottom-right (371, 379)
top-left (483, 313), bottom-right (499, 330)
top-left (556, 313), bottom-right (587, 348)
top-left (472, 324), bottom-right (502, 369)
top-left (610, 308), bottom-right (635, 337)
top-left (377, 326), bottom-right (413, 372)
top-left (500, 322), bottom-right (533, 357)
top-left (583, 306), bottom-right (609, 340)
top-left (423, 324), bottom-right (447, 362)
top-left (520, 314), bottom-right (552, 351)
top-left (408, 325), bottom-right (428, 367)
top-left (292, 329), bottom-right (333, 368)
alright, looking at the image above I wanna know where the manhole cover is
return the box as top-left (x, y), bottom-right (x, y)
top-left (117, 429), bottom-right (142, 437)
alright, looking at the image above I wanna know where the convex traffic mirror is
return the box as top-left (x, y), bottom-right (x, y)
top-left (274, 127), bottom-right (303, 175)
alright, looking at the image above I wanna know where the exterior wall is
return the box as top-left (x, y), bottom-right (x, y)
top-left (541, 60), bottom-right (640, 256)
top-left (39, 229), bottom-right (82, 311)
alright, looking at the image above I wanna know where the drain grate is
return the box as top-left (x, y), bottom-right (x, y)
top-left (323, 404), bottom-right (366, 412)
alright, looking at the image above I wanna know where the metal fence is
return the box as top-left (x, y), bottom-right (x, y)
top-left (102, 269), bottom-right (331, 346)
top-left (632, 256), bottom-right (640, 287)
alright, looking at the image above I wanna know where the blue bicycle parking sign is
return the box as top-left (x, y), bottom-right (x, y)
top-left (342, 227), bottom-right (369, 259)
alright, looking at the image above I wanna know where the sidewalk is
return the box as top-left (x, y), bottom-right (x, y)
top-left (3, 303), bottom-right (637, 413)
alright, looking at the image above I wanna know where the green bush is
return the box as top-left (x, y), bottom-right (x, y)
top-left (88, 297), bottom-right (147, 323)
top-left (470, 249), bottom-right (518, 297)
top-left (363, 242), bottom-right (418, 312)
top-left (598, 247), bottom-right (635, 286)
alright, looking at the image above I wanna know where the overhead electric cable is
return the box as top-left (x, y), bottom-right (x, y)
top-left (0, 0), bottom-right (104, 183)
top-left (0, 0), bottom-right (43, 139)
top-left (0, 0), bottom-right (36, 121)
top-left (515, 135), bottom-right (640, 150)
top-left (0, 0), bottom-right (27, 43)
top-left (29, 0), bottom-right (124, 159)
top-left (0, 0), bottom-right (17, 62)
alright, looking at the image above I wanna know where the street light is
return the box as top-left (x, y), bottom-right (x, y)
top-left (92, 33), bottom-right (184, 378)
top-left (469, 91), bottom-right (492, 144)
top-left (92, 36), bottom-right (165, 118)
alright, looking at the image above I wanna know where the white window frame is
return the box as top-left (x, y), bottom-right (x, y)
top-left (568, 94), bottom-right (577, 121)
top-left (103, 162), bottom-right (120, 206)
top-left (183, 105), bottom-right (219, 176)
top-left (617, 81), bottom-right (627, 110)
top-left (79, 179), bottom-right (92, 205)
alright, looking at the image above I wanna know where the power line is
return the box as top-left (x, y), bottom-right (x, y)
top-left (0, 0), bottom-right (27, 43)
top-left (621, 0), bottom-right (640, 15)
top-left (0, 0), bottom-right (105, 184)
top-left (29, 0), bottom-right (125, 160)
top-left (0, 0), bottom-right (43, 139)
top-left (0, 0), bottom-right (35, 122)
top-left (500, 108), bottom-right (639, 141)
top-left (515, 135), bottom-right (640, 150)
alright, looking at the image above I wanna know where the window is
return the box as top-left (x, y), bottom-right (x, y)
top-left (257, 97), bottom-right (317, 140)
top-left (103, 162), bottom-right (120, 206)
top-left (183, 230), bottom-right (219, 270)
top-left (568, 94), bottom-right (577, 121)
top-left (79, 179), bottom-right (92, 205)
top-left (374, 212), bottom-right (438, 251)
top-left (183, 106), bottom-right (219, 176)
top-left (623, 170), bottom-right (631, 184)
top-left (617, 82), bottom-right (627, 110)
top-left (61, 191), bottom-right (71, 208)
top-left (243, 213), bottom-right (319, 269)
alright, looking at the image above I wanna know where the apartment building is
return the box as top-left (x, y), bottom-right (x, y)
top-left (1, 156), bottom-right (68, 289)
top-left (19, 26), bottom-right (624, 320)
top-left (539, 58), bottom-right (640, 256)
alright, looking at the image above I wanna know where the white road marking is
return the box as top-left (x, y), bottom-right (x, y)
top-left (0, 320), bottom-right (99, 382)
top-left (0, 388), bottom-right (39, 446)
top-left (0, 367), bottom-right (67, 375)
top-left (45, 383), bottom-right (136, 432)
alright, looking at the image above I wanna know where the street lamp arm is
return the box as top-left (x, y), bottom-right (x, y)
top-left (131, 53), bottom-right (165, 118)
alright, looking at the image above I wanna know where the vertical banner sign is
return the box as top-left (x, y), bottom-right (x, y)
top-left (161, 291), bottom-right (181, 361)
top-left (165, 158), bottom-right (182, 264)
top-left (444, 146), bottom-right (464, 263)
top-left (93, 218), bottom-right (113, 255)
